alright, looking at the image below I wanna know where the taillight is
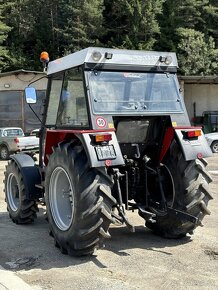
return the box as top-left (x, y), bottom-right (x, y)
top-left (182, 130), bottom-right (202, 139)
top-left (91, 133), bottom-right (112, 143)
top-left (14, 138), bottom-right (19, 144)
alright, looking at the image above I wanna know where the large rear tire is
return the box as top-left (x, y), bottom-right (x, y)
top-left (45, 142), bottom-right (115, 256)
top-left (4, 160), bottom-right (38, 224)
top-left (146, 142), bottom-right (213, 238)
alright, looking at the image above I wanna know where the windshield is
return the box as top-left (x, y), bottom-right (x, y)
top-left (86, 71), bottom-right (183, 114)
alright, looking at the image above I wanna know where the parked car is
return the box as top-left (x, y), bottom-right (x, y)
top-left (30, 128), bottom-right (40, 137)
top-left (0, 127), bottom-right (39, 160)
top-left (205, 132), bottom-right (218, 153)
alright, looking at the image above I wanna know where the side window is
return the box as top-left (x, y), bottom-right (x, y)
top-left (56, 67), bottom-right (89, 127)
top-left (46, 73), bottom-right (64, 126)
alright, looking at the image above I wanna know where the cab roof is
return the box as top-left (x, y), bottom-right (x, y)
top-left (47, 47), bottom-right (178, 75)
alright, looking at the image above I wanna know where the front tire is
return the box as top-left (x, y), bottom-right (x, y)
top-left (146, 142), bottom-right (213, 238)
top-left (45, 142), bottom-right (115, 256)
top-left (4, 160), bottom-right (38, 223)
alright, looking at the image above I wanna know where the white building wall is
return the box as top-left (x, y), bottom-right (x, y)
top-left (184, 83), bottom-right (218, 120)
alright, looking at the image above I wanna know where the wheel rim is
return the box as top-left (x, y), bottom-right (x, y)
top-left (7, 173), bottom-right (19, 211)
top-left (1, 147), bottom-right (8, 159)
top-left (212, 143), bottom-right (218, 153)
top-left (49, 167), bottom-right (74, 231)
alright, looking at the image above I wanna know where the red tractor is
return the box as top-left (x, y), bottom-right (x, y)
top-left (4, 48), bottom-right (213, 256)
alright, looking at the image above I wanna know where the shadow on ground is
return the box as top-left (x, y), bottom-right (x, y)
top-left (0, 207), bottom-right (191, 272)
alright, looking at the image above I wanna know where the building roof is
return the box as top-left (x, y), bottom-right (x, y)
top-left (0, 69), bottom-right (45, 78)
top-left (179, 75), bottom-right (218, 84)
top-left (1, 68), bottom-right (217, 85)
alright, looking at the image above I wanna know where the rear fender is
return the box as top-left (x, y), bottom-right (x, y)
top-left (44, 129), bottom-right (124, 168)
top-left (174, 128), bottom-right (213, 161)
top-left (11, 154), bottom-right (42, 199)
top-left (77, 132), bottom-right (124, 168)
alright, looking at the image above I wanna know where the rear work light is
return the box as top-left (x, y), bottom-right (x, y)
top-left (183, 129), bottom-right (202, 139)
top-left (91, 133), bottom-right (112, 143)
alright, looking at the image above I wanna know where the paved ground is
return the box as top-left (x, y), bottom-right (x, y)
top-left (0, 155), bottom-right (217, 290)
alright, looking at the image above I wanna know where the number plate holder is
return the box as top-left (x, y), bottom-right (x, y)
top-left (95, 145), bottom-right (116, 161)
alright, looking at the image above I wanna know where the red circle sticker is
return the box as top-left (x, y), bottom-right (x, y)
top-left (96, 117), bottom-right (107, 128)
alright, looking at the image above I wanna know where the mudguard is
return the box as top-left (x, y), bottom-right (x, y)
top-left (11, 154), bottom-right (42, 199)
top-left (76, 132), bottom-right (125, 168)
top-left (175, 128), bottom-right (213, 161)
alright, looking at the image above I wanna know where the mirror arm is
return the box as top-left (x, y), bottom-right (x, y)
top-left (28, 103), bottom-right (42, 124)
top-left (28, 75), bottom-right (47, 87)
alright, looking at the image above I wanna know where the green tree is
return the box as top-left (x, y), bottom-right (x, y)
top-left (1, 0), bottom-right (218, 74)
top-left (0, 2), bottom-right (11, 71)
top-left (158, 0), bottom-right (218, 74)
top-left (62, 0), bottom-right (104, 54)
top-left (177, 28), bottom-right (218, 75)
top-left (3, 0), bottom-right (66, 70)
top-left (158, 0), bottom-right (218, 50)
top-left (1, 0), bottom-right (33, 70)
top-left (2, 0), bottom-right (104, 70)
top-left (103, 0), bottom-right (165, 50)
top-left (203, 1), bottom-right (218, 47)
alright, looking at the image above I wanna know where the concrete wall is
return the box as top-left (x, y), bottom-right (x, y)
top-left (0, 71), bottom-right (48, 132)
top-left (0, 72), bottom-right (47, 91)
top-left (183, 83), bottom-right (218, 120)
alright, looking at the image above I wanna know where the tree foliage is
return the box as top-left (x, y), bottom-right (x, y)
top-left (0, 0), bottom-right (217, 74)
top-left (61, 0), bottom-right (104, 54)
top-left (177, 28), bottom-right (218, 75)
top-left (0, 2), bottom-right (11, 71)
top-left (102, 0), bottom-right (164, 50)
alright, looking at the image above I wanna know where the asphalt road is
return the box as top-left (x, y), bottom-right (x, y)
top-left (0, 156), bottom-right (218, 290)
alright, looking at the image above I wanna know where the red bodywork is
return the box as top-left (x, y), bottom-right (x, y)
top-left (159, 127), bottom-right (174, 162)
top-left (159, 126), bottom-right (202, 162)
top-left (44, 126), bottom-right (202, 165)
top-left (44, 129), bottom-right (115, 165)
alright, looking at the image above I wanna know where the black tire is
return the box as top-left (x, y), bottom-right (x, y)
top-left (4, 160), bottom-right (38, 224)
top-left (146, 142), bottom-right (213, 238)
top-left (45, 142), bottom-right (116, 256)
top-left (211, 141), bottom-right (218, 153)
top-left (0, 145), bottom-right (9, 160)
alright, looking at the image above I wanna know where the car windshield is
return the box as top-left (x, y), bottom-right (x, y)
top-left (86, 71), bottom-right (183, 114)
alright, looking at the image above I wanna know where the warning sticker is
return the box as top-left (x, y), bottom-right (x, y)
top-left (108, 123), bottom-right (114, 128)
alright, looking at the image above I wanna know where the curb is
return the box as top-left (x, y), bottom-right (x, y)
top-left (0, 266), bottom-right (38, 290)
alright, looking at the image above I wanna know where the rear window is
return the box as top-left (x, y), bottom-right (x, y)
top-left (3, 129), bottom-right (24, 137)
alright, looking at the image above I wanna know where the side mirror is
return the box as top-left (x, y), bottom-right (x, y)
top-left (25, 87), bottom-right (37, 104)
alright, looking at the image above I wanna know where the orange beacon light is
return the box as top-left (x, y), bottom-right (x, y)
top-left (40, 51), bottom-right (49, 63)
